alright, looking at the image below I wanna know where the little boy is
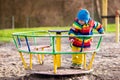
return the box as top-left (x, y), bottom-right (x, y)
top-left (68, 9), bottom-right (104, 69)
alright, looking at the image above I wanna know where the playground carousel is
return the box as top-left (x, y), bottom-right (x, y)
top-left (12, 30), bottom-right (103, 76)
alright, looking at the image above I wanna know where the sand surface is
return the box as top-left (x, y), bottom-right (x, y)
top-left (0, 33), bottom-right (120, 80)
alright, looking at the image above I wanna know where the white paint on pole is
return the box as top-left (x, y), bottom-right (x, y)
top-left (115, 10), bottom-right (120, 43)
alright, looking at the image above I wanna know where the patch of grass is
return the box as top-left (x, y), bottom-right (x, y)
top-left (0, 37), bottom-right (12, 42)
top-left (107, 24), bottom-right (116, 33)
top-left (0, 26), bottom-right (69, 42)
top-left (0, 24), bottom-right (118, 42)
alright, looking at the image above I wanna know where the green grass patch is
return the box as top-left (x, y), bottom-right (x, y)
top-left (106, 24), bottom-right (116, 32)
top-left (0, 26), bottom-right (69, 42)
top-left (0, 24), bottom-right (118, 42)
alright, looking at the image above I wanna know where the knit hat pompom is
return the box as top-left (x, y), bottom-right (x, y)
top-left (77, 9), bottom-right (90, 23)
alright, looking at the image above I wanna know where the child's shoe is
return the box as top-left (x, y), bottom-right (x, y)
top-left (70, 63), bottom-right (82, 69)
top-left (70, 63), bottom-right (77, 68)
top-left (75, 64), bottom-right (83, 69)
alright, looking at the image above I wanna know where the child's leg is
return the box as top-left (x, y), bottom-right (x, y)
top-left (72, 46), bottom-right (84, 65)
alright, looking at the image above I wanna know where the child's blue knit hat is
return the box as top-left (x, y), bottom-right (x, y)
top-left (77, 9), bottom-right (90, 23)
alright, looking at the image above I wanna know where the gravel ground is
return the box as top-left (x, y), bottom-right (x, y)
top-left (0, 33), bottom-right (120, 80)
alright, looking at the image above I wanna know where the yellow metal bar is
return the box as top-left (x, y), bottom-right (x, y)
top-left (35, 47), bottom-right (41, 64)
top-left (36, 47), bottom-right (44, 64)
top-left (87, 52), bottom-right (96, 70)
top-left (37, 54), bottom-right (42, 64)
top-left (19, 52), bottom-right (28, 69)
top-left (56, 34), bottom-right (61, 67)
top-left (53, 55), bottom-right (57, 74)
top-left (30, 53), bottom-right (32, 69)
top-left (41, 48), bottom-right (45, 64)
top-left (83, 54), bottom-right (87, 69)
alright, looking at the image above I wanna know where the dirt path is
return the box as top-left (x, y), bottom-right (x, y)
top-left (0, 33), bottom-right (120, 80)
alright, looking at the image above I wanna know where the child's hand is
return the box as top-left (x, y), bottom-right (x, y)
top-left (70, 39), bottom-right (74, 43)
top-left (101, 32), bottom-right (104, 34)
